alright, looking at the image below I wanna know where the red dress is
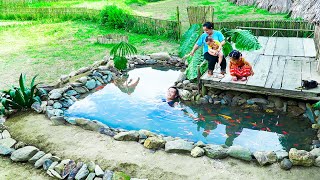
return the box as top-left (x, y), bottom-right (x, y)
top-left (229, 57), bottom-right (253, 78)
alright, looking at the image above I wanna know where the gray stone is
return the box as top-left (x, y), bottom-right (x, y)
top-left (47, 100), bottom-right (54, 106)
top-left (76, 67), bottom-right (91, 75)
top-left (99, 128), bottom-right (116, 137)
top-left (195, 141), bottom-right (206, 147)
top-left (315, 157), bottom-right (320, 167)
top-left (60, 98), bottom-right (74, 108)
top-left (86, 173), bottom-right (96, 180)
top-left (176, 72), bottom-right (187, 82)
top-left (143, 136), bottom-right (165, 149)
top-left (85, 79), bottom-right (97, 90)
top-left (53, 102), bottom-right (63, 109)
top-left (34, 153), bottom-right (52, 168)
top-left (62, 160), bottom-right (76, 179)
top-left (253, 151), bottom-right (277, 166)
top-left (50, 116), bottom-right (66, 126)
top-left (298, 102), bottom-right (306, 111)
top-left (247, 98), bottom-right (268, 105)
top-left (289, 148), bottom-right (315, 166)
top-left (204, 145), bottom-right (228, 159)
top-left (163, 136), bottom-right (174, 142)
top-left (47, 169), bottom-right (63, 179)
top-left (280, 158), bottom-right (292, 170)
top-left (275, 151), bottom-right (288, 160)
top-left (145, 59), bottom-right (157, 64)
top-left (54, 159), bottom-right (70, 175)
top-left (66, 90), bottom-right (79, 96)
top-left (49, 92), bottom-right (62, 100)
top-left (150, 52), bottom-right (171, 61)
top-left (310, 148), bottom-right (320, 157)
top-left (88, 161), bottom-right (96, 173)
top-left (0, 145), bottom-right (14, 155)
top-left (50, 156), bottom-right (61, 162)
top-left (179, 89), bottom-right (192, 101)
top-left (43, 159), bottom-right (53, 170)
top-left (76, 119), bottom-right (107, 132)
top-left (1, 130), bottom-right (10, 139)
top-left (165, 139), bottom-right (194, 153)
top-left (288, 106), bottom-right (305, 117)
top-left (28, 151), bottom-right (45, 164)
top-left (95, 165), bottom-right (104, 177)
top-left (74, 86), bottom-right (89, 94)
top-left (182, 80), bottom-right (190, 85)
top-left (191, 147), bottom-right (205, 157)
top-left (10, 146), bottom-right (39, 162)
top-left (103, 170), bottom-right (114, 180)
top-left (0, 138), bottom-right (16, 148)
top-left (227, 146), bottom-right (252, 161)
top-left (75, 164), bottom-right (89, 180)
top-left (114, 131), bottom-right (139, 141)
top-left (199, 97), bottom-right (208, 104)
top-left (31, 102), bottom-right (42, 113)
top-left (69, 162), bottom-right (84, 180)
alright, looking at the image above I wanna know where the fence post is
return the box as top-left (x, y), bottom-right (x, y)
top-left (176, 6), bottom-right (181, 40)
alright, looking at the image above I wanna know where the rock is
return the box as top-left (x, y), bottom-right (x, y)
top-left (74, 86), bottom-right (89, 94)
top-left (199, 97), bottom-right (208, 104)
top-left (10, 146), bottom-right (39, 162)
top-left (227, 146), bottom-right (252, 161)
top-left (66, 90), bottom-right (80, 97)
top-left (112, 171), bottom-right (130, 180)
top-left (28, 151), bottom-right (45, 164)
top-left (289, 148), bottom-right (315, 166)
top-left (76, 119), bottom-right (107, 132)
top-left (31, 102), bottom-right (42, 113)
top-left (150, 52), bottom-right (171, 61)
top-left (34, 153), bottom-right (52, 168)
top-left (312, 124), bottom-right (320, 129)
top-left (0, 145), bottom-right (14, 155)
top-left (47, 100), bottom-right (54, 106)
top-left (114, 131), bottom-right (139, 141)
top-left (143, 136), bottom-right (165, 149)
top-left (253, 151), bottom-right (277, 166)
top-left (232, 96), bottom-right (246, 106)
top-left (49, 92), bottom-right (62, 100)
top-left (179, 89), bottom-right (192, 101)
top-left (247, 98), bottom-right (268, 105)
top-left (315, 157), bottom-right (320, 167)
top-left (99, 128), bottom-right (116, 137)
top-left (182, 80), bottom-right (190, 85)
top-left (69, 162), bottom-right (84, 179)
top-left (75, 164), bottom-right (89, 180)
top-left (288, 106), bottom-right (305, 117)
top-left (50, 116), bottom-right (66, 126)
top-left (145, 59), bottom-right (157, 65)
top-left (0, 138), bottom-right (16, 148)
top-left (310, 148), bottom-right (320, 157)
top-left (88, 161), bottom-right (96, 173)
top-left (298, 102), bottom-right (306, 111)
top-left (51, 156), bottom-right (61, 162)
top-left (191, 147), bottom-right (205, 157)
top-left (1, 130), bottom-right (10, 139)
top-left (275, 151), bottom-right (289, 160)
top-left (54, 160), bottom-right (69, 175)
top-left (53, 102), bottom-right (63, 109)
top-left (95, 165), bottom-right (104, 177)
top-left (176, 72), bottom-right (187, 82)
top-left (204, 145), bottom-right (228, 159)
top-left (62, 160), bottom-right (76, 179)
top-left (163, 136), bottom-right (174, 142)
top-left (86, 173), bottom-right (96, 180)
top-left (60, 98), bottom-right (74, 108)
top-left (86, 79), bottom-right (97, 90)
top-left (195, 141), bottom-right (206, 147)
top-left (280, 158), bottom-right (292, 170)
top-left (47, 169), bottom-right (63, 179)
top-left (165, 139), bottom-right (194, 153)
top-left (103, 170), bottom-right (114, 180)
top-left (43, 159), bottom-right (53, 170)
top-left (287, 100), bottom-right (297, 106)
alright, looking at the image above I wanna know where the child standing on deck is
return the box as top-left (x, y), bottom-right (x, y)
top-left (205, 36), bottom-right (223, 73)
top-left (229, 50), bottom-right (254, 81)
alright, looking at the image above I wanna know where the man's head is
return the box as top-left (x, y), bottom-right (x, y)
top-left (203, 22), bottom-right (214, 35)
top-left (167, 87), bottom-right (179, 100)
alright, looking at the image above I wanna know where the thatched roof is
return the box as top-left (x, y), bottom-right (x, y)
top-left (232, 0), bottom-right (257, 6)
top-left (290, 0), bottom-right (320, 24)
top-left (255, 0), bottom-right (292, 13)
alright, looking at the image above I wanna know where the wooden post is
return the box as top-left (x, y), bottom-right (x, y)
top-left (176, 6), bottom-right (181, 40)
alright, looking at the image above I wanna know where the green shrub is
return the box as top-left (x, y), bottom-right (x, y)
top-left (100, 5), bottom-right (132, 29)
top-left (110, 41), bottom-right (138, 71)
top-left (113, 56), bottom-right (128, 71)
top-left (0, 74), bottom-right (42, 115)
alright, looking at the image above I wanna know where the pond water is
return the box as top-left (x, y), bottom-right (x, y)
top-left (65, 67), bottom-right (316, 152)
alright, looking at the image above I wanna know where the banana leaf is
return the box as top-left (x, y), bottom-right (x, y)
top-left (222, 41), bottom-right (234, 57)
top-left (185, 48), bottom-right (206, 80)
top-left (178, 24), bottom-right (201, 58)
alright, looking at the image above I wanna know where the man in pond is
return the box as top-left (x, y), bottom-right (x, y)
top-left (163, 87), bottom-right (180, 107)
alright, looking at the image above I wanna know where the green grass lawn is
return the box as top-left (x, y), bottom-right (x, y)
top-left (0, 20), bottom-right (178, 89)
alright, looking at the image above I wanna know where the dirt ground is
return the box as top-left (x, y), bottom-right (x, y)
top-left (3, 112), bottom-right (320, 180)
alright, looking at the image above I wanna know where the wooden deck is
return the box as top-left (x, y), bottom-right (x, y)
top-left (201, 36), bottom-right (320, 100)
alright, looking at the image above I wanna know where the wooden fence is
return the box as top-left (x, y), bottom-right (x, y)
top-left (315, 25), bottom-right (320, 59)
top-left (214, 20), bottom-right (315, 38)
top-left (187, 6), bottom-right (214, 25)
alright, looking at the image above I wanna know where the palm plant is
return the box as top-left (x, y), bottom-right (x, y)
top-left (110, 41), bottom-right (138, 70)
top-left (0, 74), bottom-right (42, 115)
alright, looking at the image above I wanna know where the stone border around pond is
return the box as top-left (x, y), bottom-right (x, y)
top-left (0, 124), bottom-right (145, 180)
top-left (1, 52), bottom-right (320, 177)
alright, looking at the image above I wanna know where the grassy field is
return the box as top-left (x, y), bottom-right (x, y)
top-left (0, 20), bottom-right (178, 89)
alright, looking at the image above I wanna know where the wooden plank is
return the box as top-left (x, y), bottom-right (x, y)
top-left (246, 55), bottom-right (273, 87)
top-left (301, 58), bottom-right (312, 81)
top-left (264, 56), bottom-right (286, 89)
top-left (264, 37), bottom-right (277, 56)
top-left (256, 36), bottom-right (269, 54)
top-left (303, 38), bottom-right (317, 57)
top-left (281, 58), bottom-right (302, 91)
top-left (288, 37), bottom-right (304, 57)
top-left (274, 37), bottom-right (289, 56)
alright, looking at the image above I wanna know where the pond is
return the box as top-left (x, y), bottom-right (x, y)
top-left (65, 67), bottom-right (316, 152)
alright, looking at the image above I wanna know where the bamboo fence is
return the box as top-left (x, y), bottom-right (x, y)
top-left (214, 20), bottom-right (315, 38)
top-left (187, 6), bottom-right (214, 25)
